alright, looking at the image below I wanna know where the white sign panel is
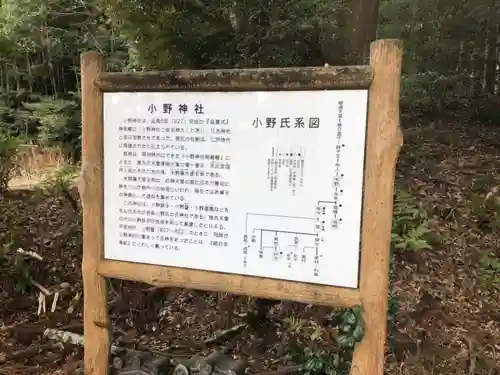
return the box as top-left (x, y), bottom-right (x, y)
top-left (103, 90), bottom-right (368, 288)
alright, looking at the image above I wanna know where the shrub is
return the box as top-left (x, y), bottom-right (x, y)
top-left (284, 306), bottom-right (364, 375)
top-left (39, 165), bottom-right (80, 213)
top-left (23, 93), bottom-right (82, 160)
top-left (400, 72), bottom-right (469, 115)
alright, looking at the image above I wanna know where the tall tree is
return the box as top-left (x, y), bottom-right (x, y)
top-left (339, 0), bottom-right (381, 64)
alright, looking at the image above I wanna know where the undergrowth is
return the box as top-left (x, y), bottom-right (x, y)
top-left (1, 155), bottom-right (445, 375)
top-left (0, 165), bottom-right (81, 293)
top-left (284, 306), bottom-right (364, 375)
top-left (391, 190), bottom-right (434, 251)
top-left (469, 179), bottom-right (500, 291)
top-left (39, 165), bottom-right (80, 213)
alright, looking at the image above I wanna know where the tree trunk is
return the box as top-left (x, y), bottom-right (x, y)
top-left (14, 61), bottom-right (21, 92)
top-left (457, 41), bottom-right (465, 72)
top-left (339, 0), bottom-right (380, 65)
top-left (61, 62), bottom-right (67, 92)
top-left (483, 3), bottom-right (498, 95)
top-left (25, 51), bottom-right (33, 92)
top-left (6, 61), bottom-right (11, 91)
top-left (0, 61), bottom-right (4, 91)
top-left (470, 46), bottom-right (483, 96)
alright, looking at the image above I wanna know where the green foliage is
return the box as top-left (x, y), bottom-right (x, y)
top-left (400, 72), bottom-right (469, 115)
top-left (0, 91), bottom-right (39, 140)
top-left (0, 130), bottom-right (22, 192)
top-left (0, 0), bottom-right (117, 155)
top-left (391, 191), bottom-right (433, 251)
top-left (39, 165), bottom-right (80, 213)
top-left (103, 0), bottom-right (342, 70)
top-left (0, 0), bottom-right (497, 156)
top-left (39, 165), bottom-right (78, 194)
top-left (0, 90), bottom-right (81, 159)
top-left (379, 0), bottom-right (500, 118)
top-left (284, 306), bottom-right (364, 375)
top-left (478, 255), bottom-right (500, 291)
top-left (23, 94), bottom-right (81, 159)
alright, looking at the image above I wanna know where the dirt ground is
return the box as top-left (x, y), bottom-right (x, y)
top-left (1, 115), bottom-right (499, 375)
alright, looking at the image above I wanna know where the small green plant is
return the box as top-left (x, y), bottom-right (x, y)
top-left (39, 165), bottom-right (80, 212)
top-left (284, 306), bottom-right (364, 375)
top-left (478, 254), bottom-right (500, 290)
top-left (391, 190), bottom-right (433, 251)
top-left (40, 165), bottom-right (78, 193)
top-left (0, 129), bottom-right (22, 192)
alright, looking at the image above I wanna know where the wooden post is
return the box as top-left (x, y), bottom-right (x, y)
top-left (351, 40), bottom-right (403, 375)
top-left (80, 51), bottom-right (110, 375)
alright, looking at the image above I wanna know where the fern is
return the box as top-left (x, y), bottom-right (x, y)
top-left (391, 190), bottom-right (433, 251)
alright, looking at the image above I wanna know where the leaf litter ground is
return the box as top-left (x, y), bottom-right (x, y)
top-left (0, 116), bottom-right (499, 375)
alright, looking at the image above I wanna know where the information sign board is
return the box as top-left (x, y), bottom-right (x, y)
top-left (103, 90), bottom-right (368, 288)
top-left (79, 39), bottom-right (404, 375)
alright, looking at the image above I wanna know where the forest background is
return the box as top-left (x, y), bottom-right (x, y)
top-left (0, 0), bottom-right (498, 156)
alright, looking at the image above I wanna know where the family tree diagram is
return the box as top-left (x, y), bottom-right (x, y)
top-left (241, 132), bottom-right (346, 279)
top-left (242, 199), bottom-right (342, 278)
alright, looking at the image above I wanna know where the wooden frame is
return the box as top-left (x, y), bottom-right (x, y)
top-left (80, 39), bottom-right (403, 375)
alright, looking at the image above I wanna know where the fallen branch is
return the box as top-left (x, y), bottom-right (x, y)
top-left (203, 324), bottom-right (246, 344)
top-left (16, 248), bottom-right (43, 261)
top-left (44, 328), bottom-right (85, 346)
top-left (51, 291), bottom-right (60, 313)
top-left (37, 292), bottom-right (47, 315)
top-left (67, 291), bottom-right (81, 314)
top-left (32, 281), bottom-right (52, 296)
top-left (44, 328), bottom-right (120, 353)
